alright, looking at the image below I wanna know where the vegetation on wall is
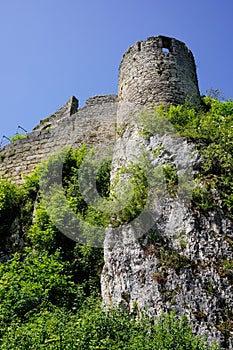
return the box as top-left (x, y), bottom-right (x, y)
top-left (1, 95), bottom-right (232, 348)
top-left (10, 134), bottom-right (27, 143)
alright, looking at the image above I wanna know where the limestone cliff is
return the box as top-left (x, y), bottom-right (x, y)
top-left (101, 36), bottom-right (233, 349)
top-left (101, 122), bottom-right (233, 348)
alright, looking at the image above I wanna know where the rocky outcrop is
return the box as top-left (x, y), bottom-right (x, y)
top-left (101, 110), bottom-right (233, 349)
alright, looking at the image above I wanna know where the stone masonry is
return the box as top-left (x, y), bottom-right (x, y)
top-left (33, 95), bottom-right (79, 131)
top-left (118, 36), bottom-right (200, 107)
top-left (0, 95), bottom-right (117, 183)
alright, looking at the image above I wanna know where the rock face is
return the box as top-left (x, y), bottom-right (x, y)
top-left (102, 154), bottom-right (233, 348)
top-left (102, 125), bottom-right (233, 348)
top-left (101, 36), bottom-right (233, 349)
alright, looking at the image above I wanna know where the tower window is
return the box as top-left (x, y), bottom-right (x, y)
top-left (138, 42), bottom-right (141, 51)
top-left (161, 36), bottom-right (172, 53)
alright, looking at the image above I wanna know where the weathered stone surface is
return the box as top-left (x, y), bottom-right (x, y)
top-left (118, 36), bottom-right (200, 107)
top-left (102, 127), bottom-right (233, 349)
top-left (0, 95), bottom-right (117, 183)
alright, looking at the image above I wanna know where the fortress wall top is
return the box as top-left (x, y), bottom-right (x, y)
top-left (0, 95), bottom-right (117, 183)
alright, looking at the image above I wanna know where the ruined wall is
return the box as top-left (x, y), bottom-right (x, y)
top-left (33, 96), bottom-right (79, 131)
top-left (118, 36), bottom-right (200, 107)
top-left (0, 95), bottom-right (117, 183)
top-left (0, 35), bottom-right (201, 184)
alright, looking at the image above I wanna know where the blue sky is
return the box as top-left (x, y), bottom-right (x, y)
top-left (0, 0), bottom-right (233, 138)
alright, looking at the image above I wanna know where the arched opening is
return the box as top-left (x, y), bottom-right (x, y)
top-left (161, 36), bottom-right (172, 53)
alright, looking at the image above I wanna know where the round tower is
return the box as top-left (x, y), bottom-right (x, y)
top-left (118, 36), bottom-right (200, 106)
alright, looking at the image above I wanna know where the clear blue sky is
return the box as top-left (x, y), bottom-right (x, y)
top-left (0, 0), bottom-right (233, 138)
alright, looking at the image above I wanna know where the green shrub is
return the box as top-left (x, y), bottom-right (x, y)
top-left (0, 301), bottom-right (220, 349)
top-left (10, 134), bottom-right (27, 143)
top-left (0, 250), bottom-right (82, 324)
top-left (0, 178), bottom-right (23, 239)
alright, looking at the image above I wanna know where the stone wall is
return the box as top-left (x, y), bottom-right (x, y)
top-left (0, 95), bottom-right (117, 183)
top-left (33, 96), bottom-right (79, 131)
top-left (118, 36), bottom-right (200, 107)
top-left (0, 35), bottom-right (201, 184)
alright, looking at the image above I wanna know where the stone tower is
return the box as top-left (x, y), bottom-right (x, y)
top-left (118, 35), bottom-right (200, 107)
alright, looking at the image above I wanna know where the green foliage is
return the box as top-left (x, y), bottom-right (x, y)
top-left (0, 178), bottom-right (21, 212)
top-left (0, 250), bottom-right (82, 325)
top-left (110, 162), bottom-right (148, 226)
top-left (25, 146), bottom-right (106, 295)
top-left (96, 159), bottom-right (111, 197)
top-left (39, 145), bottom-right (111, 225)
top-left (0, 178), bottom-right (22, 238)
top-left (0, 171), bottom-right (41, 243)
top-left (10, 134), bottom-right (27, 143)
top-left (0, 301), bottom-right (219, 349)
top-left (26, 204), bottom-right (58, 251)
top-left (22, 169), bottom-right (40, 197)
top-left (37, 145), bottom-right (149, 233)
top-left (163, 163), bottom-right (178, 196)
top-left (1, 96), bottom-right (232, 348)
top-left (35, 145), bottom-right (112, 248)
top-left (26, 198), bottom-right (103, 298)
top-left (139, 105), bottom-right (177, 138)
top-left (139, 97), bottom-right (233, 215)
top-left (221, 259), bottom-right (233, 271)
top-left (191, 185), bottom-right (214, 211)
top-left (62, 146), bottom-right (112, 227)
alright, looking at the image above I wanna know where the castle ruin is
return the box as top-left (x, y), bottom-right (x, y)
top-left (0, 35), bottom-right (200, 183)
